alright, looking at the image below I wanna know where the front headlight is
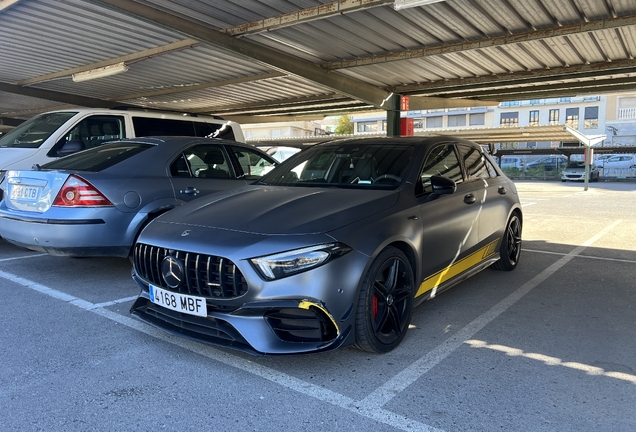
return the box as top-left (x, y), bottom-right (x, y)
top-left (250, 243), bottom-right (352, 280)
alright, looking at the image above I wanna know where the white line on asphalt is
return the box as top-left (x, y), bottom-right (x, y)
top-left (0, 253), bottom-right (46, 262)
top-left (524, 248), bottom-right (636, 264)
top-left (91, 295), bottom-right (138, 309)
top-left (0, 271), bottom-right (440, 432)
top-left (356, 219), bottom-right (623, 410)
top-left (2, 221), bottom-right (626, 432)
top-left (521, 202), bottom-right (536, 206)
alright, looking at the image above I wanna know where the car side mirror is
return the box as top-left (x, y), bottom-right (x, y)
top-left (431, 175), bottom-right (456, 195)
top-left (57, 140), bottom-right (85, 157)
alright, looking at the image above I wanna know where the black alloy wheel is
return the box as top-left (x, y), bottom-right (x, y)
top-left (491, 213), bottom-right (522, 271)
top-left (355, 247), bottom-right (415, 353)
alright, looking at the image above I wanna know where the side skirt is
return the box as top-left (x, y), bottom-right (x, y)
top-left (414, 239), bottom-right (501, 305)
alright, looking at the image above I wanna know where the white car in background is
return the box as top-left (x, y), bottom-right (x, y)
top-left (599, 155), bottom-right (636, 170)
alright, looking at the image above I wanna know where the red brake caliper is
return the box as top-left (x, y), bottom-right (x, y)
top-left (372, 294), bottom-right (378, 319)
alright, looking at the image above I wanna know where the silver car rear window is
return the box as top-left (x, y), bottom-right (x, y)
top-left (42, 142), bottom-right (153, 172)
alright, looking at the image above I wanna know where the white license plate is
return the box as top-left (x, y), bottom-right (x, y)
top-left (10, 185), bottom-right (40, 201)
top-left (149, 284), bottom-right (207, 317)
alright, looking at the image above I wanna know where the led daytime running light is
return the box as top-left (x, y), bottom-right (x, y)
top-left (250, 243), bottom-right (351, 280)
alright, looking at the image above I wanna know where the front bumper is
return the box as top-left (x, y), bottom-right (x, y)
top-left (129, 241), bottom-right (370, 355)
top-left (130, 294), bottom-right (351, 355)
top-left (561, 173), bottom-right (585, 181)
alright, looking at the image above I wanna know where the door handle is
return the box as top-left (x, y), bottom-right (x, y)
top-left (464, 193), bottom-right (476, 204)
top-left (498, 186), bottom-right (507, 195)
top-left (180, 187), bottom-right (200, 195)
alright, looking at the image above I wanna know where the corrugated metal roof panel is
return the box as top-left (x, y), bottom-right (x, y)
top-left (2, 0), bottom-right (636, 121)
top-left (0, 92), bottom-right (65, 118)
top-left (0, 0), bottom-right (182, 82)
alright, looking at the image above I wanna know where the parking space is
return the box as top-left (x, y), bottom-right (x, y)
top-left (1, 181), bottom-right (635, 431)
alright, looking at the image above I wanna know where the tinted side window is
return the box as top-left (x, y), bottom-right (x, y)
top-left (49, 115), bottom-right (126, 157)
top-left (457, 144), bottom-right (491, 180)
top-left (133, 117), bottom-right (196, 137)
top-left (194, 122), bottom-right (236, 141)
top-left (179, 144), bottom-right (232, 179)
top-left (484, 157), bottom-right (499, 177)
top-left (419, 144), bottom-right (463, 195)
top-left (229, 146), bottom-right (276, 179)
top-left (170, 154), bottom-right (192, 178)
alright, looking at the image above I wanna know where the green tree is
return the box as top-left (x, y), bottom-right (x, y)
top-left (334, 115), bottom-right (353, 135)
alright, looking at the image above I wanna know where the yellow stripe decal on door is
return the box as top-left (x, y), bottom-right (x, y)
top-left (415, 239), bottom-right (499, 298)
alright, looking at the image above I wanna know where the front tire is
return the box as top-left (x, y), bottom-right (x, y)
top-left (491, 213), bottom-right (522, 271)
top-left (354, 247), bottom-right (415, 353)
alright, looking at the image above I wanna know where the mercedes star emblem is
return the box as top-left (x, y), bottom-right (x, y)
top-left (161, 256), bottom-right (184, 289)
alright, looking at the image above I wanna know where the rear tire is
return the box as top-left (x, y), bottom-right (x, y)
top-left (354, 247), bottom-right (415, 353)
top-left (491, 213), bottom-right (522, 271)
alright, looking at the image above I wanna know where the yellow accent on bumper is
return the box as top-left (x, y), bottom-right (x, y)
top-left (298, 301), bottom-right (340, 336)
top-left (416, 239), bottom-right (500, 298)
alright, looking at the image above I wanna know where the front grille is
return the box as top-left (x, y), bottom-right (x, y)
top-left (134, 243), bottom-right (248, 299)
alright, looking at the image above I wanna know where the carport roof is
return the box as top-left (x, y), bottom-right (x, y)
top-left (1, 0), bottom-right (636, 127)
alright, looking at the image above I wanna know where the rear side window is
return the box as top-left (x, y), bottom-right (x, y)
top-left (457, 144), bottom-right (492, 180)
top-left (194, 122), bottom-right (235, 140)
top-left (133, 117), bottom-right (196, 136)
top-left (229, 145), bottom-right (276, 179)
top-left (132, 117), bottom-right (235, 140)
top-left (172, 144), bottom-right (232, 179)
top-left (42, 143), bottom-right (152, 172)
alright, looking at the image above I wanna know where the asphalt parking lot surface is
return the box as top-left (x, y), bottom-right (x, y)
top-left (1, 180), bottom-right (635, 431)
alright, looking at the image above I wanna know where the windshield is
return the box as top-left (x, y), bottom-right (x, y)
top-left (259, 142), bottom-right (416, 189)
top-left (0, 112), bottom-right (77, 149)
top-left (567, 162), bottom-right (585, 169)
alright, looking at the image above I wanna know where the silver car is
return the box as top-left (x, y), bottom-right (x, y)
top-left (0, 137), bottom-right (277, 257)
top-left (561, 161), bottom-right (600, 182)
top-left (130, 137), bottom-right (523, 355)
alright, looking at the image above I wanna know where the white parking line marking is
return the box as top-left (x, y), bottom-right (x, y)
top-left (521, 202), bottom-right (536, 206)
top-left (0, 253), bottom-right (47, 262)
top-left (356, 219), bottom-right (623, 410)
top-left (524, 248), bottom-right (636, 264)
top-left (91, 295), bottom-right (138, 309)
top-left (0, 220), bottom-right (626, 432)
top-left (0, 271), bottom-right (440, 432)
top-left (465, 339), bottom-right (636, 385)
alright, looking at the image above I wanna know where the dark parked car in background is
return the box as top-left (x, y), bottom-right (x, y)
top-left (525, 155), bottom-right (568, 171)
top-left (130, 136), bottom-right (523, 355)
top-left (0, 137), bottom-right (277, 257)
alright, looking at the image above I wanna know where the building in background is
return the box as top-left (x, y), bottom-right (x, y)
top-left (241, 120), bottom-right (325, 141)
top-left (350, 107), bottom-right (495, 135)
top-left (605, 94), bottom-right (636, 146)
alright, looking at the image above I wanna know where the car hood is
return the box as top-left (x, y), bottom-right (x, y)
top-left (0, 148), bottom-right (39, 171)
top-left (156, 185), bottom-right (399, 235)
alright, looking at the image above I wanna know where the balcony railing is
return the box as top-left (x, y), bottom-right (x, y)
top-left (618, 108), bottom-right (636, 120)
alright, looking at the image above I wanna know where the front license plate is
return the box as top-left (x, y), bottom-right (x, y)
top-left (10, 185), bottom-right (40, 201)
top-left (149, 284), bottom-right (207, 317)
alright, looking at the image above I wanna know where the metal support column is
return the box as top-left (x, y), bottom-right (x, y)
top-left (386, 94), bottom-right (401, 137)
